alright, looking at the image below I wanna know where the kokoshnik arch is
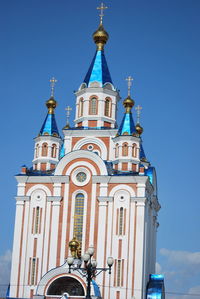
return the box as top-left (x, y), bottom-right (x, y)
top-left (8, 3), bottom-right (165, 299)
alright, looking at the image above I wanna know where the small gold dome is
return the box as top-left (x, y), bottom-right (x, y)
top-left (135, 123), bottom-right (143, 135)
top-left (93, 24), bottom-right (109, 50)
top-left (123, 96), bottom-right (135, 113)
top-left (46, 96), bottom-right (57, 114)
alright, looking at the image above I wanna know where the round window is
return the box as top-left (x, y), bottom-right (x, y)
top-left (76, 172), bottom-right (87, 182)
top-left (87, 144), bottom-right (94, 150)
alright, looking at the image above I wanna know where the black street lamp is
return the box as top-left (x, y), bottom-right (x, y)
top-left (66, 245), bottom-right (114, 299)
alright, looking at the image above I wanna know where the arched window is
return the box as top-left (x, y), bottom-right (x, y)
top-left (119, 207), bottom-right (124, 235)
top-left (74, 193), bottom-right (84, 248)
top-left (79, 98), bottom-right (84, 117)
top-left (42, 143), bottom-right (48, 156)
top-left (31, 258), bottom-right (36, 285)
top-left (89, 97), bottom-right (97, 115)
top-left (115, 143), bottom-right (119, 158)
top-left (122, 143), bottom-right (128, 156)
top-left (35, 207), bottom-right (40, 234)
top-left (47, 277), bottom-right (84, 296)
top-left (117, 259), bottom-right (122, 287)
top-left (51, 144), bottom-right (57, 158)
top-left (132, 143), bottom-right (137, 157)
top-left (105, 98), bottom-right (111, 117)
top-left (35, 144), bottom-right (39, 158)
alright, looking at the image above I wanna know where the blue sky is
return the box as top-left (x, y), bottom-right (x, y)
top-left (1, 0), bottom-right (200, 298)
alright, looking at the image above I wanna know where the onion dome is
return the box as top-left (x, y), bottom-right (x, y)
top-left (46, 97), bottom-right (57, 114)
top-left (123, 95), bottom-right (135, 113)
top-left (39, 96), bottom-right (60, 137)
top-left (135, 123), bottom-right (143, 135)
top-left (93, 24), bottom-right (109, 51)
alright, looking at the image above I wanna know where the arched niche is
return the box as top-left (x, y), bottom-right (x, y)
top-left (47, 276), bottom-right (84, 296)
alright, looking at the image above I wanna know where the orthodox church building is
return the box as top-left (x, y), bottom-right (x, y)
top-left (9, 5), bottom-right (165, 299)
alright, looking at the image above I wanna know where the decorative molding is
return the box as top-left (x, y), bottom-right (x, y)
top-left (93, 175), bottom-right (148, 184)
top-left (34, 135), bottom-right (62, 143)
top-left (36, 261), bottom-right (86, 295)
top-left (75, 87), bottom-right (119, 97)
top-left (130, 197), bottom-right (147, 204)
top-left (112, 159), bottom-right (140, 164)
top-left (15, 176), bottom-right (69, 184)
top-left (74, 116), bottom-right (115, 124)
top-left (113, 135), bottom-right (140, 142)
top-left (47, 196), bottom-right (62, 202)
top-left (55, 150), bottom-right (108, 176)
top-left (98, 196), bottom-right (113, 202)
top-left (63, 129), bottom-right (117, 137)
top-left (15, 196), bottom-right (30, 201)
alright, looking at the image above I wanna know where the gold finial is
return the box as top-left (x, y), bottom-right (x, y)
top-left (135, 105), bottom-right (142, 124)
top-left (50, 77), bottom-right (57, 97)
top-left (126, 76), bottom-right (134, 97)
top-left (69, 237), bottom-right (80, 259)
top-left (97, 2), bottom-right (108, 25)
top-left (63, 106), bottom-right (72, 129)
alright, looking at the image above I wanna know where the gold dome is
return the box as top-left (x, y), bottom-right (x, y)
top-left (135, 123), bottom-right (143, 135)
top-left (123, 96), bottom-right (135, 113)
top-left (93, 24), bottom-right (109, 50)
top-left (46, 96), bottom-right (57, 114)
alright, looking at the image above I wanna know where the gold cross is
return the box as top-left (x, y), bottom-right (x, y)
top-left (125, 76), bottom-right (134, 96)
top-left (65, 106), bottom-right (72, 126)
top-left (97, 2), bottom-right (108, 24)
top-left (50, 77), bottom-right (57, 97)
top-left (135, 105), bottom-right (142, 124)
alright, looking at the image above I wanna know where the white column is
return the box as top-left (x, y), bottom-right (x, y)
top-left (64, 137), bottom-right (72, 153)
top-left (20, 201), bottom-right (30, 298)
top-left (10, 200), bottom-right (24, 297)
top-left (89, 183), bottom-right (97, 246)
top-left (42, 201), bottom-right (51, 276)
top-left (96, 198), bottom-right (108, 292)
top-left (60, 183), bottom-right (69, 263)
top-left (48, 200), bottom-right (60, 269)
top-left (134, 199), bottom-right (146, 299)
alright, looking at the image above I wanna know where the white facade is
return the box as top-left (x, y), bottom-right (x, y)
top-left (9, 19), bottom-right (161, 299)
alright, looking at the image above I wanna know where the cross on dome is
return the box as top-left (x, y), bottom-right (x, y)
top-left (125, 76), bottom-right (134, 97)
top-left (135, 105), bottom-right (142, 124)
top-left (65, 106), bottom-right (72, 127)
top-left (97, 2), bottom-right (108, 24)
top-left (50, 77), bottom-right (57, 97)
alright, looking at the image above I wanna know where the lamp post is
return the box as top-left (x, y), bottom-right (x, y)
top-left (66, 245), bottom-right (114, 299)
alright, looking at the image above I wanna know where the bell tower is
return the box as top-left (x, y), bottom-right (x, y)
top-left (74, 4), bottom-right (120, 129)
top-left (33, 78), bottom-right (62, 171)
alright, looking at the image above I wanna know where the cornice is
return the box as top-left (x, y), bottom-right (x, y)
top-left (98, 196), bottom-right (113, 202)
top-left (92, 175), bottom-right (148, 184)
top-left (63, 129), bottom-right (117, 137)
top-left (15, 176), bottom-right (69, 184)
top-left (75, 87), bottom-right (120, 98)
top-left (47, 196), bottom-right (62, 202)
top-left (113, 135), bottom-right (140, 142)
top-left (34, 136), bottom-right (62, 143)
top-left (15, 196), bottom-right (30, 201)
